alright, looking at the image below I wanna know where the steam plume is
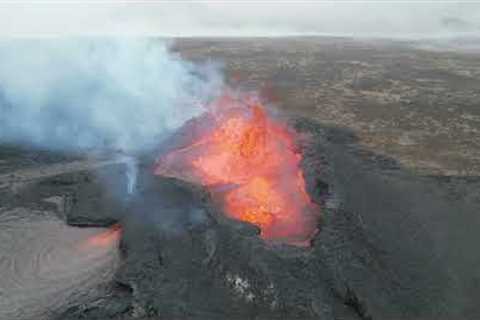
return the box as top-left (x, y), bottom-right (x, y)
top-left (0, 39), bottom-right (222, 152)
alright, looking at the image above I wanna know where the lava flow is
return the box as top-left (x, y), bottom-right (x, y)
top-left (154, 93), bottom-right (318, 246)
top-left (80, 224), bottom-right (122, 250)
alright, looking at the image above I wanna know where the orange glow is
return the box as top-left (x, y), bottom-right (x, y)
top-left (81, 224), bottom-right (122, 249)
top-left (155, 93), bottom-right (318, 245)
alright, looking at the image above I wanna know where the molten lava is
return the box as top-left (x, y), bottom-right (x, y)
top-left (155, 94), bottom-right (318, 246)
top-left (80, 224), bottom-right (122, 249)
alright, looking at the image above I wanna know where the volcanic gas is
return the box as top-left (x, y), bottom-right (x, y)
top-left (154, 92), bottom-right (318, 246)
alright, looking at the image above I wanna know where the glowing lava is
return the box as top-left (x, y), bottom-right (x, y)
top-left (80, 224), bottom-right (122, 249)
top-left (154, 94), bottom-right (318, 245)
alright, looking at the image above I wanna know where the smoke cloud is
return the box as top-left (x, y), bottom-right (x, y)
top-left (0, 39), bottom-right (222, 152)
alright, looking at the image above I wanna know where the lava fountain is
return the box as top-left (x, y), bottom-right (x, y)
top-left (154, 93), bottom-right (319, 246)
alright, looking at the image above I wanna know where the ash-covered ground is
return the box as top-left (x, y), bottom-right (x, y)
top-left (1, 37), bottom-right (480, 320)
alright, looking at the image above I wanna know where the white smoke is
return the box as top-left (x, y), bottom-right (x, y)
top-left (122, 155), bottom-right (138, 195)
top-left (0, 39), bottom-right (223, 152)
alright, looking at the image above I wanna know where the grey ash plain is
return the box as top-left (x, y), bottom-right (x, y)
top-left (1, 37), bottom-right (480, 320)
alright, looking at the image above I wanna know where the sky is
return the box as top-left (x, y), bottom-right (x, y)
top-left (0, 1), bottom-right (479, 38)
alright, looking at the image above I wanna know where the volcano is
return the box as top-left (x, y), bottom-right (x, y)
top-left (154, 92), bottom-right (319, 246)
top-left (2, 37), bottom-right (480, 320)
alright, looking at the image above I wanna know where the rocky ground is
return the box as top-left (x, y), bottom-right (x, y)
top-left (1, 37), bottom-right (480, 320)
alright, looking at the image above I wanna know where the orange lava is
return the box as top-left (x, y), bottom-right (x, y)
top-left (155, 94), bottom-right (318, 245)
top-left (81, 224), bottom-right (122, 249)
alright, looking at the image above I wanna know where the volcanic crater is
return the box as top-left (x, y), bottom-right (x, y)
top-left (2, 37), bottom-right (480, 320)
top-left (1, 114), bottom-right (449, 320)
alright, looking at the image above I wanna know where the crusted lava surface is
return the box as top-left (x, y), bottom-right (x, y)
top-left (0, 118), bottom-right (477, 320)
